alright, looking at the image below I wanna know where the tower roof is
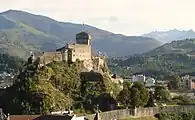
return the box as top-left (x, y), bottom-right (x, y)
top-left (76, 32), bottom-right (91, 40)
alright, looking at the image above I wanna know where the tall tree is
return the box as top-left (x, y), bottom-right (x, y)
top-left (155, 86), bottom-right (170, 102)
top-left (117, 82), bottom-right (149, 108)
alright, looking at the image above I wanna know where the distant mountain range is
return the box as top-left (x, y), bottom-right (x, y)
top-left (109, 38), bottom-right (195, 78)
top-left (0, 10), bottom-right (162, 58)
top-left (142, 29), bottom-right (195, 43)
top-left (145, 38), bottom-right (195, 56)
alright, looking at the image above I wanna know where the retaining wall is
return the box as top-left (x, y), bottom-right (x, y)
top-left (85, 105), bottom-right (195, 120)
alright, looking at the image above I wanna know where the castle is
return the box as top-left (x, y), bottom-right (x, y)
top-left (38, 32), bottom-right (107, 72)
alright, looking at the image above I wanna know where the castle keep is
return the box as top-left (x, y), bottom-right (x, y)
top-left (38, 32), bottom-right (106, 72)
top-left (56, 32), bottom-right (92, 62)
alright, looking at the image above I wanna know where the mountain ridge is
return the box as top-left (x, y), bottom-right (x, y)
top-left (142, 29), bottom-right (195, 43)
top-left (0, 10), bottom-right (161, 58)
top-left (109, 38), bottom-right (195, 78)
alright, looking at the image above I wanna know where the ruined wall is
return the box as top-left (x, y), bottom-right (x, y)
top-left (39, 52), bottom-right (62, 66)
top-left (92, 56), bottom-right (107, 73)
top-left (83, 59), bottom-right (93, 72)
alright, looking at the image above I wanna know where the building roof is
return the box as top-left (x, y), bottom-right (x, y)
top-left (9, 115), bottom-right (74, 120)
top-left (76, 32), bottom-right (91, 40)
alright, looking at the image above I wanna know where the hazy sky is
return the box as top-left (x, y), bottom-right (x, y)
top-left (0, 0), bottom-right (194, 35)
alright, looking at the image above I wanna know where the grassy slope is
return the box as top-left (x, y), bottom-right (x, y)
top-left (0, 15), bottom-right (63, 58)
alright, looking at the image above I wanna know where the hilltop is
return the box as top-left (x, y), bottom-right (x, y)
top-left (0, 10), bottom-right (161, 58)
top-left (1, 59), bottom-right (122, 114)
top-left (142, 29), bottom-right (195, 43)
top-left (109, 39), bottom-right (195, 78)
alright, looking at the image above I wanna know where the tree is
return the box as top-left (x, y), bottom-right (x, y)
top-left (155, 86), bottom-right (170, 102)
top-left (132, 82), bottom-right (149, 107)
top-left (145, 91), bottom-right (155, 107)
top-left (130, 87), bottom-right (140, 108)
top-left (123, 81), bottom-right (133, 90)
top-left (117, 88), bottom-right (131, 107)
top-left (172, 95), bottom-right (192, 105)
top-left (117, 82), bottom-right (149, 108)
top-left (167, 75), bottom-right (182, 90)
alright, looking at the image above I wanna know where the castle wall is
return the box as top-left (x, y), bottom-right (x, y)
top-left (84, 105), bottom-right (195, 120)
top-left (39, 52), bottom-right (62, 66)
top-left (67, 44), bottom-right (91, 62)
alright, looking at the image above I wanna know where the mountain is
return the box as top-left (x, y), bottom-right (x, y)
top-left (109, 39), bottom-right (195, 79)
top-left (142, 29), bottom-right (195, 43)
top-left (145, 38), bottom-right (195, 56)
top-left (0, 10), bottom-right (161, 58)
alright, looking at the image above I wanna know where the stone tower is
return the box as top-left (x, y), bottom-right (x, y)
top-left (76, 32), bottom-right (91, 45)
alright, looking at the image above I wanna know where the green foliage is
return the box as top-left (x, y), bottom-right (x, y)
top-left (2, 60), bottom-right (82, 114)
top-left (80, 72), bottom-right (121, 112)
top-left (1, 58), bottom-right (123, 114)
top-left (109, 39), bottom-right (195, 78)
top-left (0, 53), bottom-right (24, 73)
top-left (158, 111), bottom-right (195, 120)
top-left (130, 87), bottom-right (140, 108)
top-left (123, 81), bottom-right (133, 90)
top-left (167, 75), bottom-right (182, 90)
top-left (172, 95), bottom-right (195, 105)
top-left (117, 87), bottom-right (131, 107)
top-left (154, 86), bottom-right (171, 102)
top-left (117, 82), bottom-right (149, 108)
top-left (145, 91), bottom-right (155, 107)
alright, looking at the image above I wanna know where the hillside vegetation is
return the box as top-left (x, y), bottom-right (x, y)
top-left (109, 39), bottom-right (195, 78)
top-left (0, 10), bottom-right (161, 58)
top-left (1, 60), bottom-right (122, 114)
top-left (0, 53), bottom-right (24, 73)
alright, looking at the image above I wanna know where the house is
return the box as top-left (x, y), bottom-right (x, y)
top-left (145, 77), bottom-right (156, 87)
top-left (132, 74), bottom-right (146, 83)
top-left (7, 114), bottom-right (85, 120)
top-left (181, 75), bottom-right (195, 90)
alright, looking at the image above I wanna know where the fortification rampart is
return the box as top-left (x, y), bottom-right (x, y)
top-left (84, 105), bottom-right (195, 120)
top-left (5, 105), bottom-right (195, 120)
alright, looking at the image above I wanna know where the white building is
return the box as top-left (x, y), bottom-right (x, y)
top-left (132, 74), bottom-right (146, 83)
top-left (145, 77), bottom-right (156, 87)
top-left (181, 75), bottom-right (195, 90)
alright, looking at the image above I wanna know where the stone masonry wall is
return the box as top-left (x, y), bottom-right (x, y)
top-left (85, 109), bottom-right (132, 120)
top-left (7, 105), bottom-right (195, 120)
top-left (85, 105), bottom-right (195, 120)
